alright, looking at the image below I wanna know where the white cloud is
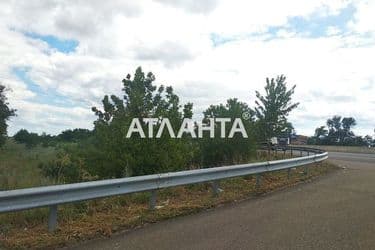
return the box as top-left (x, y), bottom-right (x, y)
top-left (0, 0), bottom-right (374, 136)
top-left (154, 0), bottom-right (219, 14)
top-left (349, 0), bottom-right (375, 34)
top-left (134, 41), bottom-right (195, 67)
top-left (326, 26), bottom-right (341, 36)
top-left (2, 0), bottom-right (142, 39)
top-left (8, 100), bottom-right (94, 135)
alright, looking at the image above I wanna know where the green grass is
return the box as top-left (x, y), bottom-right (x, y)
top-left (0, 162), bottom-right (338, 249)
top-left (0, 141), bottom-right (286, 191)
top-left (0, 140), bottom-right (57, 190)
top-left (0, 140), bottom-right (339, 249)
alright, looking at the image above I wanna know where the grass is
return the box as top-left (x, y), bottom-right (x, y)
top-left (298, 145), bottom-right (375, 154)
top-left (0, 140), bottom-right (57, 190)
top-left (0, 141), bottom-right (340, 249)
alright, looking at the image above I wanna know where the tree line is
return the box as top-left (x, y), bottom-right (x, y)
top-left (1, 67), bottom-right (299, 183)
top-left (309, 116), bottom-right (374, 146)
top-left (12, 128), bottom-right (92, 148)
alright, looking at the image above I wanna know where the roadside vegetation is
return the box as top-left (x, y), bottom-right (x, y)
top-left (0, 140), bottom-right (56, 190)
top-left (0, 68), bottom-right (340, 249)
top-left (0, 85), bottom-right (16, 148)
top-left (0, 150), bottom-right (338, 249)
top-left (1, 67), bottom-right (301, 185)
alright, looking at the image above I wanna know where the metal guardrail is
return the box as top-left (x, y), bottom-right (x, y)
top-left (0, 146), bottom-right (327, 232)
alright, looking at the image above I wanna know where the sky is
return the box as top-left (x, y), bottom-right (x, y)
top-left (0, 0), bottom-right (374, 136)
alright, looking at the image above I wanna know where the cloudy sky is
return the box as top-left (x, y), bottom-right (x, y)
top-left (0, 0), bottom-right (374, 136)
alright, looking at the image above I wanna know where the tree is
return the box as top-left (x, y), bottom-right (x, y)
top-left (254, 75), bottom-right (299, 141)
top-left (341, 117), bottom-right (356, 136)
top-left (314, 126), bottom-right (328, 138)
top-left (89, 67), bottom-right (194, 178)
top-left (0, 85), bottom-right (16, 147)
top-left (57, 128), bottom-right (92, 142)
top-left (326, 115), bottom-right (342, 142)
top-left (327, 116), bottom-right (342, 131)
top-left (310, 115), bottom-right (362, 146)
top-left (200, 98), bottom-right (256, 166)
top-left (13, 129), bottom-right (39, 148)
top-left (326, 116), bottom-right (356, 144)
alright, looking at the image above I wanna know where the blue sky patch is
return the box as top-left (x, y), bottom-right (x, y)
top-left (13, 67), bottom-right (77, 107)
top-left (210, 33), bottom-right (239, 47)
top-left (267, 4), bottom-right (356, 38)
top-left (211, 4), bottom-right (357, 47)
top-left (25, 33), bottom-right (78, 53)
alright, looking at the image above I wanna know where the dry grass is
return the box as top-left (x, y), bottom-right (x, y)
top-left (0, 161), bottom-right (338, 249)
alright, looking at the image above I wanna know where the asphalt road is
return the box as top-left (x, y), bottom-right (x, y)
top-left (68, 151), bottom-right (375, 250)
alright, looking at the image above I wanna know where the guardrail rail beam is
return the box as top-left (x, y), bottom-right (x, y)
top-left (0, 146), bottom-right (328, 232)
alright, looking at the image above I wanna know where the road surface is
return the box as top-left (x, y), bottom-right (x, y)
top-left (67, 151), bottom-right (375, 250)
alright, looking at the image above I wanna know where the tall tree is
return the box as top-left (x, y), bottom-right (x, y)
top-left (326, 115), bottom-right (340, 142)
top-left (341, 117), bottom-right (356, 136)
top-left (327, 115), bottom-right (341, 133)
top-left (254, 75), bottom-right (299, 141)
top-left (326, 116), bottom-right (356, 143)
top-left (201, 98), bottom-right (256, 166)
top-left (314, 126), bottom-right (328, 138)
top-left (0, 85), bottom-right (16, 147)
top-left (89, 67), bottom-right (194, 177)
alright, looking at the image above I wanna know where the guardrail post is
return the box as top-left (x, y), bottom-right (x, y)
top-left (211, 180), bottom-right (222, 197)
top-left (48, 205), bottom-right (58, 232)
top-left (304, 166), bottom-right (308, 175)
top-left (256, 174), bottom-right (261, 189)
top-left (149, 190), bottom-right (157, 210)
top-left (290, 148), bottom-right (293, 157)
top-left (0, 147), bottom-right (328, 225)
top-left (300, 150), bottom-right (303, 157)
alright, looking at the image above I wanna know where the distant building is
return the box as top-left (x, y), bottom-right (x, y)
top-left (292, 135), bottom-right (308, 145)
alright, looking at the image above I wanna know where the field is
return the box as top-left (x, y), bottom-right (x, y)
top-left (0, 141), bottom-right (339, 249)
top-left (0, 140), bottom-right (57, 190)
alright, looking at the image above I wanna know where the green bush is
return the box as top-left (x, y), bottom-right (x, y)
top-left (84, 67), bottom-right (195, 178)
top-left (38, 149), bottom-right (92, 183)
top-left (199, 98), bottom-right (256, 167)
